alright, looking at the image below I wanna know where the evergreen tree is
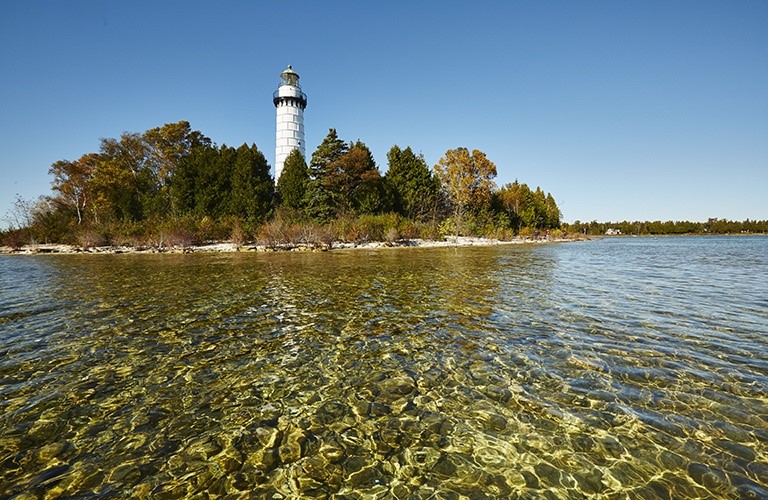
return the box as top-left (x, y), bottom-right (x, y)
top-left (192, 145), bottom-right (235, 218)
top-left (496, 181), bottom-right (561, 231)
top-left (495, 180), bottom-right (523, 229)
top-left (308, 128), bottom-right (347, 180)
top-left (532, 187), bottom-right (547, 228)
top-left (305, 128), bottom-right (348, 222)
top-left (172, 141), bottom-right (218, 217)
top-left (325, 141), bottom-right (384, 215)
top-left (517, 183), bottom-right (536, 228)
top-left (544, 193), bottom-right (561, 228)
top-left (230, 143), bottom-right (273, 222)
top-left (385, 145), bottom-right (438, 220)
top-left (276, 149), bottom-right (309, 210)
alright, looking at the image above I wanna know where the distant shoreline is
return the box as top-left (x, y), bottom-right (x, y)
top-left (0, 236), bottom-right (575, 256)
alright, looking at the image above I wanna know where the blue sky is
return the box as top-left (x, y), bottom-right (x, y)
top-left (1, 1), bottom-right (766, 226)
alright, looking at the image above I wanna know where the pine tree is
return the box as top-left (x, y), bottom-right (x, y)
top-left (230, 143), bottom-right (273, 222)
top-left (305, 128), bottom-right (348, 222)
top-left (385, 145), bottom-right (438, 220)
top-left (276, 149), bottom-right (309, 210)
top-left (325, 141), bottom-right (384, 215)
top-left (308, 128), bottom-right (348, 180)
top-left (198, 145), bottom-right (235, 218)
top-left (544, 193), bottom-right (561, 228)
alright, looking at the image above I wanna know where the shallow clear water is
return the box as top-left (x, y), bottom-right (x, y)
top-left (1, 236), bottom-right (767, 498)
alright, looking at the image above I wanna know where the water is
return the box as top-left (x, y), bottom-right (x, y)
top-left (1, 236), bottom-right (767, 498)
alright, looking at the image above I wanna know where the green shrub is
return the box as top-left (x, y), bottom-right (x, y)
top-left (417, 220), bottom-right (442, 241)
top-left (519, 226), bottom-right (534, 239)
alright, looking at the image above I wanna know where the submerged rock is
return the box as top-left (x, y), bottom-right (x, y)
top-left (278, 426), bottom-right (307, 464)
top-left (318, 435), bottom-right (346, 463)
top-left (687, 462), bottom-right (728, 491)
top-left (378, 375), bottom-right (416, 402)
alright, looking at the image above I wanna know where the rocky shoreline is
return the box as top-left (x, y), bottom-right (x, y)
top-left (0, 236), bottom-right (569, 255)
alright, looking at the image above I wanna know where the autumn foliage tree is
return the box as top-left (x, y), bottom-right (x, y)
top-left (86, 121), bottom-right (212, 222)
top-left (324, 141), bottom-right (384, 215)
top-left (49, 153), bottom-right (99, 224)
top-left (434, 147), bottom-right (497, 232)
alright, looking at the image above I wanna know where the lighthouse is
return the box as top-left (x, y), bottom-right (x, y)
top-left (273, 65), bottom-right (307, 183)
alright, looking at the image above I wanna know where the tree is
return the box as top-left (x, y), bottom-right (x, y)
top-left (496, 181), bottom-right (561, 231)
top-left (171, 141), bottom-right (219, 217)
top-left (4, 194), bottom-right (35, 231)
top-left (496, 181), bottom-right (522, 230)
top-left (305, 128), bottom-right (348, 222)
top-left (92, 122), bottom-right (212, 221)
top-left (385, 145), bottom-right (439, 220)
top-left (49, 153), bottom-right (98, 224)
top-left (532, 187), bottom-right (547, 228)
top-left (324, 141), bottom-right (384, 215)
top-left (88, 153), bottom-right (142, 222)
top-left (276, 149), bottom-right (309, 210)
top-left (230, 143), bottom-right (273, 222)
top-left (434, 147), bottom-right (497, 227)
top-left (544, 193), bottom-right (561, 228)
top-left (200, 145), bottom-right (235, 218)
top-left (309, 128), bottom-right (347, 181)
top-left (143, 121), bottom-right (210, 186)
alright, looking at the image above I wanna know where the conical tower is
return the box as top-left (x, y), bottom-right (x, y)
top-left (273, 65), bottom-right (307, 183)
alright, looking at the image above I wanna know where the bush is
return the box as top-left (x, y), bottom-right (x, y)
top-left (439, 217), bottom-right (458, 238)
top-left (164, 229), bottom-right (199, 248)
top-left (147, 216), bottom-right (201, 248)
top-left (230, 221), bottom-right (246, 247)
top-left (518, 226), bottom-right (534, 239)
top-left (355, 216), bottom-right (385, 243)
top-left (397, 219), bottom-right (419, 240)
top-left (329, 216), bottom-right (356, 243)
top-left (79, 227), bottom-right (110, 247)
top-left (1, 228), bottom-right (30, 250)
top-left (417, 220), bottom-right (442, 241)
top-left (385, 227), bottom-right (400, 243)
top-left (301, 224), bottom-right (334, 248)
top-left (198, 216), bottom-right (216, 242)
top-left (109, 221), bottom-right (147, 247)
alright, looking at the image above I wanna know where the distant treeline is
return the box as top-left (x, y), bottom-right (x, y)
top-left (2, 121), bottom-right (563, 248)
top-left (563, 219), bottom-right (768, 236)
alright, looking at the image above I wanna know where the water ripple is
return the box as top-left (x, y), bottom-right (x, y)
top-left (1, 237), bottom-right (767, 497)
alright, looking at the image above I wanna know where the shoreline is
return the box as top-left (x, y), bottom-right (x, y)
top-left (0, 236), bottom-right (574, 256)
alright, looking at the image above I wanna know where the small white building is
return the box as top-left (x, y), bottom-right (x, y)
top-left (273, 65), bottom-right (307, 184)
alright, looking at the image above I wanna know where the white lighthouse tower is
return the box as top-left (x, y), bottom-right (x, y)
top-left (273, 65), bottom-right (307, 183)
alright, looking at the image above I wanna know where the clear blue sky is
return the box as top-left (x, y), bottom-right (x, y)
top-left (2, 1), bottom-right (767, 226)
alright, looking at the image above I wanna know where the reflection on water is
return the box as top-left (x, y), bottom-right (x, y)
top-left (1, 237), bottom-right (767, 497)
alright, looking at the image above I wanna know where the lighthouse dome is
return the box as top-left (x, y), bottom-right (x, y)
top-left (280, 65), bottom-right (300, 87)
